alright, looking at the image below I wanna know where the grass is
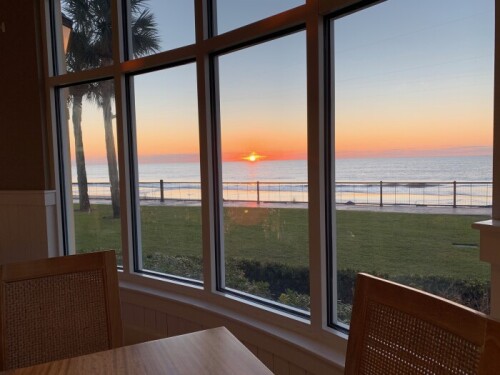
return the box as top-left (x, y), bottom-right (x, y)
top-left (74, 204), bottom-right (489, 281)
top-left (336, 210), bottom-right (489, 280)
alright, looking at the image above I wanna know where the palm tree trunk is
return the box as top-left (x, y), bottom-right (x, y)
top-left (101, 85), bottom-right (120, 218)
top-left (71, 94), bottom-right (91, 211)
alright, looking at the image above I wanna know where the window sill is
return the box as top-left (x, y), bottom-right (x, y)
top-left (472, 220), bottom-right (500, 264)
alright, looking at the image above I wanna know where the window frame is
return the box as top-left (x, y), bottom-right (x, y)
top-left (324, 0), bottom-right (496, 329)
top-left (43, 0), bottom-right (496, 345)
top-left (126, 60), bottom-right (204, 286)
top-left (323, 0), bottom-right (385, 331)
top-left (210, 27), bottom-right (310, 319)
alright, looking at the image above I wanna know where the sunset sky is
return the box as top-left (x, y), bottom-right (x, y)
top-left (334, 0), bottom-right (494, 159)
top-left (68, 0), bottom-right (494, 163)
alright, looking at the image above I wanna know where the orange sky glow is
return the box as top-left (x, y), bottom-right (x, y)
top-left (73, 115), bottom-right (492, 163)
top-left (66, 0), bottom-right (494, 165)
top-left (69, 82), bottom-right (492, 163)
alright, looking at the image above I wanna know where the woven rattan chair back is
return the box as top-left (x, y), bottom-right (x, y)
top-left (345, 273), bottom-right (500, 375)
top-left (0, 251), bottom-right (122, 370)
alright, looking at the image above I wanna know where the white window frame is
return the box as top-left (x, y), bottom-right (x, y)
top-left (42, 0), bottom-right (500, 353)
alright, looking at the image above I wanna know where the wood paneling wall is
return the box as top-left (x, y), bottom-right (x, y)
top-left (0, 191), bottom-right (59, 264)
top-left (0, 0), bottom-right (50, 190)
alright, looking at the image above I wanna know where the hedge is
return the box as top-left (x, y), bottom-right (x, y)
top-left (140, 254), bottom-right (490, 315)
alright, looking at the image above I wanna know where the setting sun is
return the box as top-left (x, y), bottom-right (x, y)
top-left (242, 151), bottom-right (265, 162)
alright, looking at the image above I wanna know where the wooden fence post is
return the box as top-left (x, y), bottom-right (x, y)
top-left (257, 181), bottom-right (260, 204)
top-left (453, 181), bottom-right (457, 208)
top-left (380, 181), bottom-right (383, 207)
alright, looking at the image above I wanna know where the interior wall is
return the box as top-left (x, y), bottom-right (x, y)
top-left (0, 1), bottom-right (57, 264)
top-left (0, 191), bottom-right (58, 263)
top-left (0, 0), bottom-right (49, 190)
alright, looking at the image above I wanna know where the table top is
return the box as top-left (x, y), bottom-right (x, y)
top-left (2, 327), bottom-right (273, 375)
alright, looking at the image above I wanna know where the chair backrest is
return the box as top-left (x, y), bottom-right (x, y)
top-left (0, 251), bottom-right (123, 370)
top-left (345, 273), bottom-right (500, 375)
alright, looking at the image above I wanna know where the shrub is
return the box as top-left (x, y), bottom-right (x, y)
top-left (143, 253), bottom-right (203, 279)
top-left (236, 259), bottom-right (309, 298)
top-left (226, 258), bottom-right (272, 299)
top-left (142, 253), bottom-right (273, 299)
top-left (337, 269), bottom-right (490, 318)
top-left (278, 289), bottom-right (310, 310)
top-left (141, 253), bottom-right (490, 318)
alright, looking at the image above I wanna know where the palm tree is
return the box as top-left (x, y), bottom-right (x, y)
top-left (64, 4), bottom-right (100, 212)
top-left (67, 84), bottom-right (91, 212)
top-left (63, 0), bottom-right (160, 218)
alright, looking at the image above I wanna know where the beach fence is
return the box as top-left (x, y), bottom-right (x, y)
top-left (73, 180), bottom-right (492, 207)
top-left (335, 181), bottom-right (492, 207)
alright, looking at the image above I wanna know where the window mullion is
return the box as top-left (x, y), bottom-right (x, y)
top-left (111, 0), bottom-right (124, 64)
top-left (306, 1), bottom-right (327, 330)
top-left (196, 0), bottom-right (220, 292)
top-left (115, 75), bottom-right (134, 274)
top-left (110, 0), bottom-right (133, 273)
top-left (493, 0), bottom-right (500, 220)
top-left (318, 0), bottom-right (386, 16)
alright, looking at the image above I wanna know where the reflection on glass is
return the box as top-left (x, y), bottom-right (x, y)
top-left (333, 0), bottom-right (493, 325)
top-left (57, 0), bottom-right (114, 74)
top-left (60, 80), bottom-right (122, 264)
top-left (127, 0), bottom-right (194, 57)
top-left (132, 64), bottom-right (202, 281)
top-left (215, 0), bottom-right (304, 35)
top-left (218, 32), bottom-right (309, 311)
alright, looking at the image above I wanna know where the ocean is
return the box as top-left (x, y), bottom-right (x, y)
top-left (76, 155), bottom-right (492, 183)
top-left (72, 155), bottom-right (493, 206)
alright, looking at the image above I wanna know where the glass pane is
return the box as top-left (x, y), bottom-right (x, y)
top-left (127, 0), bottom-right (194, 59)
top-left (60, 80), bottom-right (122, 264)
top-left (333, 0), bottom-right (494, 325)
top-left (55, 0), bottom-right (114, 74)
top-left (215, 0), bottom-right (304, 35)
top-left (132, 64), bottom-right (202, 281)
top-left (218, 32), bottom-right (309, 311)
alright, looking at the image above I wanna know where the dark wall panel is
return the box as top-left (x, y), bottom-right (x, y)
top-left (0, 0), bottom-right (49, 190)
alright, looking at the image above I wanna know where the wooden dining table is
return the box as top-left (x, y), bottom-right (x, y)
top-left (2, 327), bottom-right (273, 374)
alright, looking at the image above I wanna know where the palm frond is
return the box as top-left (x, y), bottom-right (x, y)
top-left (63, 0), bottom-right (160, 102)
top-left (131, 9), bottom-right (161, 57)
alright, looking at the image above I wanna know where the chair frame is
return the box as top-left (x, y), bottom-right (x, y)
top-left (0, 251), bottom-right (123, 369)
top-left (345, 273), bottom-right (500, 374)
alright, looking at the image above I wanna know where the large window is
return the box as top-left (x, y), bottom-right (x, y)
top-left (47, 0), bottom-right (495, 336)
top-left (131, 63), bottom-right (203, 281)
top-left (330, 0), bottom-right (494, 326)
top-left (217, 32), bottom-right (309, 312)
top-left (58, 80), bottom-right (122, 264)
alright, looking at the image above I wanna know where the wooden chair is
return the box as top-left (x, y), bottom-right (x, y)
top-left (0, 251), bottom-right (123, 370)
top-left (345, 273), bottom-right (500, 374)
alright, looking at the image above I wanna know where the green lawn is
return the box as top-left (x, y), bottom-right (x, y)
top-left (336, 210), bottom-right (489, 280)
top-left (74, 204), bottom-right (489, 281)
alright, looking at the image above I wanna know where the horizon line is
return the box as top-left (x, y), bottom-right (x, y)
top-left (79, 146), bottom-right (492, 164)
